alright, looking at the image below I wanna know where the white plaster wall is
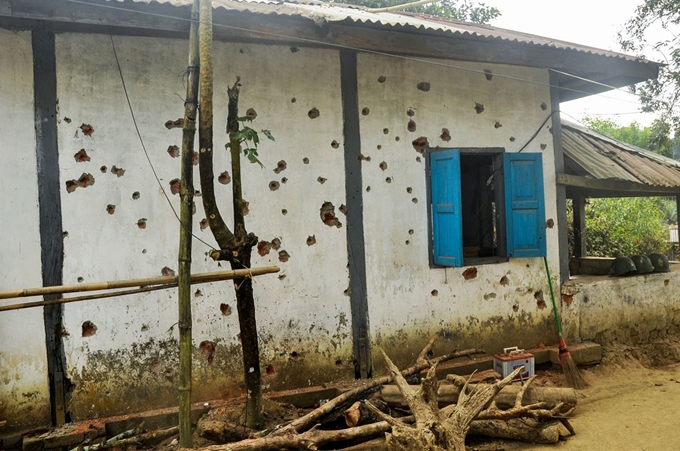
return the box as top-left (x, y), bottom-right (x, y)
top-left (357, 54), bottom-right (561, 364)
top-left (55, 34), bottom-right (351, 417)
top-left (0, 29), bottom-right (52, 429)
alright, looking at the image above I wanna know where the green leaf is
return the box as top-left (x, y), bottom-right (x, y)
top-left (262, 129), bottom-right (275, 141)
top-left (237, 116), bottom-right (254, 122)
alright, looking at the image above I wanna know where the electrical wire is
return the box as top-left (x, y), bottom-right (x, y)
top-left (109, 34), bottom-right (216, 251)
top-left (63, 0), bottom-right (671, 108)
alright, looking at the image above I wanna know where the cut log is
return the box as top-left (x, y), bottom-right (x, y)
top-left (470, 419), bottom-right (565, 444)
top-left (344, 399), bottom-right (391, 427)
top-left (196, 418), bottom-right (253, 443)
top-left (381, 383), bottom-right (576, 409)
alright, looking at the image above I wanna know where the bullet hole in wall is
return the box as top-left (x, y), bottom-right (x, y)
top-left (192, 151), bottom-right (199, 166)
top-left (512, 303), bottom-right (519, 312)
top-left (343, 288), bottom-right (349, 296)
top-left (416, 156), bottom-right (422, 163)
top-left (431, 289), bottom-right (438, 296)
top-left (169, 179), bottom-right (181, 195)
top-left (320, 201), bottom-right (342, 228)
top-left (408, 229), bottom-right (414, 235)
top-left (269, 181), bottom-right (280, 191)
top-left (274, 160), bottom-right (287, 174)
top-left (218, 171), bottom-right (231, 185)
top-left (265, 365), bottom-right (276, 377)
top-left (379, 161), bottom-right (388, 171)
top-left (282, 209), bottom-right (288, 215)
top-left (65, 173), bottom-right (95, 193)
top-left (278, 274), bottom-right (287, 280)
top-left (74, 149), bottom-right (90, 162)
top-left (474, 103), bottom-right (485, 114)
top-left (278, 250), bottom-right (290, 263)
top-left (220, 303), bottom-right (232, 316)
top-left (378, 75), bottom-right (387, 83)
top-left (335, 359), bottom-right (343, 368)
top-left (411, 197), bottom-right (417, 203)
top-left (100, 166), bottom-right (107, 173)
top-left (281, 177), bottom-right (288, 184)
top-left (406, 187), bottom-right (413, 194)
top-left (362, 107), bottom-right (370, 116)
top-left (167, 145), bottom-right (179, 158)
top-left (306, 235), bottom-right (316, 246)
top-left (242, 200), bottom-right (250, 216)
top-left (200, 218), bottom-right (208, 231)
top-left (317, 177), bottom-right (327, 184)
top-left (359, 154), bottom-right (371, 162)
top-left (291, 97), bottom-right (296, 103)
top-left (164, 118), bottom-right (184, 129)
top-left (77, 277), bottom-right (84, 283)
top-left (412, 137), bottom-right (429, 154)
top-left (339, 204), bottom-right (347, 215)
top-left (500, 275), bottom-right (509, 285)
top-left (63, 231), bottom-right (69, 238)
top-left (111, 165), bottom-right (125, 177)
top-left (142, 249), bottom-right (147, 254)
top-left (141, 324), bottom-right (149, 332)
top-left (366, 186), bottom-right (371, 192)
top-left (395, 136), bottom-right (400, 142)
top-left (82, 321), bottom-right (97, 337)
top-left (541, 102), bottom-right (548, 111)
top-left (271, 238), bottom-right (281, 250)
top-left (377, 145), bottom-right (382, 150)
top-left (405, 240), bottom-right (410, 245)
top-left (509, 137), bottom-right (516, 142)
top-left (383, 128), bottom-right (389, 135)
top-left (303, 157), bottom-right (309, 164)
top-left (540, 143), bottom-right (547, 150)
top-left (408, 120), bottom-right (416, 132)
top-left (161, 266), bottom-right (175, 277)
top-left (407, 108), bottom-right (415, 117)
top-left (386, 177), bottom-right (392, 183)
top-left (331, 140), bottom-right (340, 149)
top-left (195, 289), bottom-right (203, 297)
top-left (64, 117), bottom-right (72, 123)
top-left (546, 218), bottom-right (555, 228)
top-left (246, 108), bottom-right (257, 120)
top-left (440, 128), bottom-right (451, 142)
top-left (258, 240), bottom-right (272, 256)
top-left (106, 204), bottom-right (115, 215)
top-left (132, 191), bottom-right (140, 200)
top-left (484, 69), bottom-right (493, 81)
top-left (290, 46), bottom-right (299, 53)
top-left (137, 218), bottom-right (147, 229)
top-left (484, 292), bottom-right (497, 300)
top-left (80, 123), bottom-right (94, 136)
top-left (417, 81), bottom-right (431, 91)
top-left (535, 291), bottom-right (547, 309)
top-left (462, 267), bottom-right (478, 280)
top-left (290, 351), bottom-right (300, 360)
top-left (494, 122), bottom-right (502, 129)
top-left (562, 295), bottom-right (573, 306)
top-left (308, 108), bottom-right (320, 119)
top-left (200, 341), bottom-right (216, 364)
top-left (665, 279), bottom-right (671, 287)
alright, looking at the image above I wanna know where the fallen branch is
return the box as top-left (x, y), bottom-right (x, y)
top-left (269, 345), bottom-right (484, 436)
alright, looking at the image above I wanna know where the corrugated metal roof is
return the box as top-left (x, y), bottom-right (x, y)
top-left (120, 0), bottom-right (655, 65)
top-left (562, 121), bottom-right (680, 188)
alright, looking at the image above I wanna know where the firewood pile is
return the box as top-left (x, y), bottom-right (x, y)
top-left (185, 338), bottom-right (577, 451)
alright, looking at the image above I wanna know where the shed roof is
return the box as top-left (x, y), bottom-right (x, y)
top-left (561, 120), bottom-right (680, 197)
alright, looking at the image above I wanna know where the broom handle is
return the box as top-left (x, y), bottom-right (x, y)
top-left (543, 256), bottom-right (563, 335)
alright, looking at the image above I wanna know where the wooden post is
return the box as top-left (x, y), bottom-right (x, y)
top-left (178, 0), bottom-right (200, 446)
top-left (573, 196), bottom-right (586, 259)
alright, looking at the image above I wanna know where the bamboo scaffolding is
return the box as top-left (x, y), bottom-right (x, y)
top-left (0, 266), bottom-right (279, 307)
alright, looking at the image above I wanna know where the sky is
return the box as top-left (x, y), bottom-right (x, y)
top-left (486, 0), bottom-right (661, 127)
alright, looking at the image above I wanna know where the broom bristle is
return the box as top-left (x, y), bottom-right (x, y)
top-left (560, 354), bottom-right (588, 389)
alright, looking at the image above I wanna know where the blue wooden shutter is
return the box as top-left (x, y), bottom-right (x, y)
top-left (504, 153), bottom-right (546, 258)
top-left (430, 150), bottom-right (463, 267)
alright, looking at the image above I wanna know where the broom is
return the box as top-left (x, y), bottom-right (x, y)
top-left (543, 256), bottom-right (587, 389)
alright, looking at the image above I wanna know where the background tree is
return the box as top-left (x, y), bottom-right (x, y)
top-left (568, 117), bottom-right (673, 258)
top-left (333, 0), bottom-right (500, 23)
top-left (619, 1), bottom-right (680, 128)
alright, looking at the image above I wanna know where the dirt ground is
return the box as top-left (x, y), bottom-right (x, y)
top-left (502, 341), bottom-right (680, 451)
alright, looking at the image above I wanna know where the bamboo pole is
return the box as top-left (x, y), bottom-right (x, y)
top-left (179, 0), bottom-right (201, 446)
top-left (0, 267), bottom-right (279, 302)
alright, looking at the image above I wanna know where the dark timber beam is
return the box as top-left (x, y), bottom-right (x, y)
top-left (572, 196), bottom-right (586, 259)
top-left (32, 30), bottom-right (70, 426)
top-left (550, 72), bottom-right (570, 284)
top-left (557, 173), bottom-right (680, 196)
top-left (340, 51), bottom-right (372, 379)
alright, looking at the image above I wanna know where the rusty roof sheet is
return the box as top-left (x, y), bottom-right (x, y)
top-left (120, 0), bottom-right (654, 64)
top-left (562, 121), bottom-right (680, 188)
